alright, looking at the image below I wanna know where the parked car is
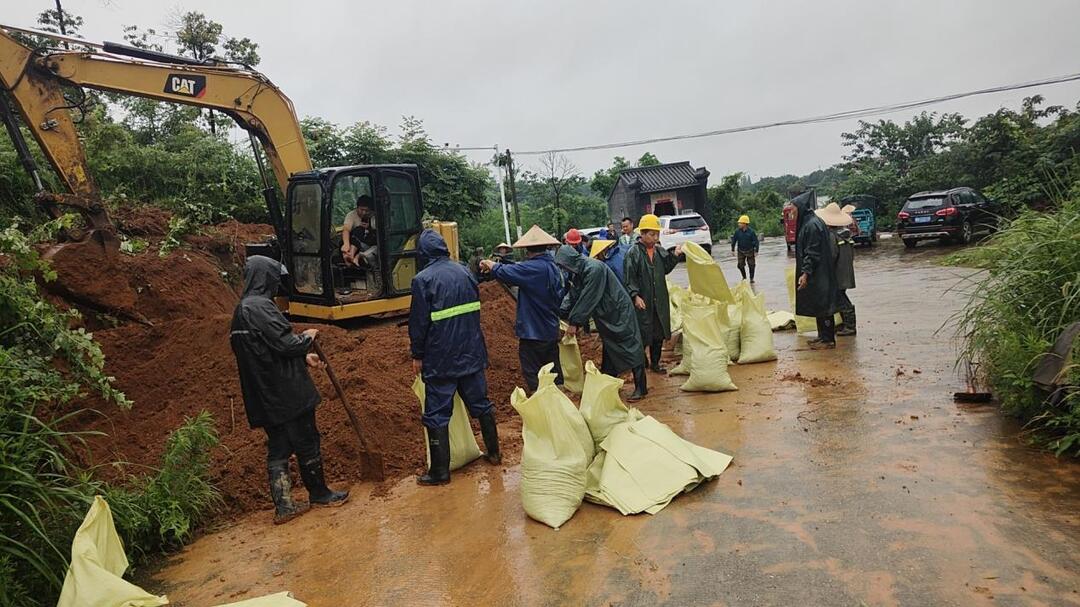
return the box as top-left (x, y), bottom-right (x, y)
top-left (659, 212), bottom-right (712, 257)
top-left (840, 194), bottom-right (880, 246)
top-left (896, 187), bottom-right (999, 249)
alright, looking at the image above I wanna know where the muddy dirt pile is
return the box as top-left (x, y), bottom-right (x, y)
top-left (59, 224), bottom-right (603, 516)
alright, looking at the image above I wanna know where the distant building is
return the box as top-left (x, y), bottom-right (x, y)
top-left (607, 161), bottom-right (710, 224)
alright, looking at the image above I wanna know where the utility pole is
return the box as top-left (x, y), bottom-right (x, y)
top-left (503, 149), bottom-right (522, 240)
top-left (494, 145), bottom-right (511, 245)
top-left (54, 0), bottom-right (69, 49)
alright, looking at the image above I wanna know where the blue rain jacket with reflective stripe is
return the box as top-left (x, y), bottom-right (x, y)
top-left (491, 253), bottom-right (564, 342)
top-left (409, 230), bottom-right (488, 379)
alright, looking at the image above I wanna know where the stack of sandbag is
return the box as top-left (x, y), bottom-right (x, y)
top-left (580, 362), bottom-right (733, 515)
top-left (676, 295), bottom-right (738, 391)
top-left (511, 363), bottom-right (595, 529)
top-left (412, 377), bottom-right (482, 470)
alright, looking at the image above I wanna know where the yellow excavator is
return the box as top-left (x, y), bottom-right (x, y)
top-left (0, 24), bottom-right (458, 320)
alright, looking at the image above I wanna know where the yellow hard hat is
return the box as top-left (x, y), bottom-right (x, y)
top-left (738, 215), bottom-right (750, 225)
top-left (589, 239), bottom-right (615, 259)
top-left (638, 214), bottom-right (661, 232)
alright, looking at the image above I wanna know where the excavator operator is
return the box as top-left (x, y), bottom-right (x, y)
top-left (341, 195), bottom-right (378, 269)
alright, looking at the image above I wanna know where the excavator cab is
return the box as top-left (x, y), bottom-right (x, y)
top-left (282, 164), bottom-right (452, 320)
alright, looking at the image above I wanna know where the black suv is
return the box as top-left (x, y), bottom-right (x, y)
top-left (896, 187), bottom-right (999, 249)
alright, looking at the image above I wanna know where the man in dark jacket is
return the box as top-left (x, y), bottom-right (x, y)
top-left (623, 214), bottom-right (680, 374)
top-left (230, 256), bottom-right (348, 525)
top-left (832, 224), bottom-right (857, 336)
top-left (480, 225), bottom-right (565, 392)
top-left (555, 245), bottom-right (648, 401)
top-left (410, 230), bottom-right (499, 485)
top-left (730, 215), bottom-right (760, 283)
top-left (794, 195), bottom-right (840, 349)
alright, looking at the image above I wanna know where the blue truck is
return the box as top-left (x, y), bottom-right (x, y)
top-left (840, 195), bottom-right (880, 246)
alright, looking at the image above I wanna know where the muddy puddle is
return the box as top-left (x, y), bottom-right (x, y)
top-left (149, 237), bottom-right (1080, 606)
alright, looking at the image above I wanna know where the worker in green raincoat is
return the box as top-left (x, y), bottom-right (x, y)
top-left (554, 245), bottom-right (648, 401)
top-left (623, 214), bottom-right (680, 373)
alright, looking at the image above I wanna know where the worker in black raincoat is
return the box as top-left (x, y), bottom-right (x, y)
top-left (793, 193), bottom-right (840, 348)
top-left (409, 230), bottom-right (499, 485)
top-left (230, 256), bottom-right (348, 525)
top-left (554, 245), bottom-right (648, 401)
top-left (623, 214), bottom-right (680, 374)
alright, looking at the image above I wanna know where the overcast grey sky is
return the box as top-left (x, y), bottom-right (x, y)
top-left (10, 0), bottom-right (1080, 181)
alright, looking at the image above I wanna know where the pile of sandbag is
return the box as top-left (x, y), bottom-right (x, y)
top-left (511, 362), bottom-right (733, 529)
top-left (670, 243), bottom-right (776, 393)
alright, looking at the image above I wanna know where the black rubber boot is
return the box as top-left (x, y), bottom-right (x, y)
top-left (478, 412), bottom-right (501, 465)
top-left (628, 365), bottom-right (648, 402)
top-left (269, 461), bottom-right (309, 525)
top-left (837, 310), bottom-right (857, 336)
top-left (299, 455), bottom-right (349, 507)
top-left (749, 265), bottom-right (756, 283)
top-left (649, 342), bottom-right (666, 374)
top-left (417, 426), bottom-right (451, 486)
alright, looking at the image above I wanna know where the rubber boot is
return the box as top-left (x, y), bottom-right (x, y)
top-left (749, 265), bottom-right (756, 284)
top-left (649, 342), bottom-right (666, 374)
top-left (299, 455), bottom-right (349, 507)
top-left (269, 461), bottom-right (309, 525)
top-left (628, 365), bottom-right (648, 402)
top-left (837, 310), bottom-right (857, 336)
top-left (478, 412), bottom-right (501, 465)
top-left (417, 426), bottom-right (451, 486)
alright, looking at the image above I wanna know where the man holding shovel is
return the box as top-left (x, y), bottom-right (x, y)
top-left (410, 230), bottom-right (501, 485)
top-left (230, 256), bottom-right (349, 525)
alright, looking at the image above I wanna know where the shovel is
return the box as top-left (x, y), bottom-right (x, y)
top-left (954, 358), bottom-right (992, 404)
top-left (312, 339), bottom-right (386, 481)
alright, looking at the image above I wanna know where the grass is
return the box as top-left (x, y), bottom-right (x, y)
top-left (948, 195), bottom-right (1080, 455)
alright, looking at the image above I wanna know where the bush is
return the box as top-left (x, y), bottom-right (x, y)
top-left (950, 196), bottom-right (1080, 455)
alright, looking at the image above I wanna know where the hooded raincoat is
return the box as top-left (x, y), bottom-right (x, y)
top-left (623, 242), bottom-right (678, 343)
top-left (409, 230), bottom-right (489, 380)
top-left (555, 245), bottom-right (644, 374)
top-left (793, 192), bottom-right (838, 318)
top-left (230, 256), bottom-right (319, 429)
top-left (600, 242), bottom-right (627, 284)
top-left (833, 227), bottom-right (856, 290)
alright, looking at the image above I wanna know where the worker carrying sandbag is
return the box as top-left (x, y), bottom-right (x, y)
top-left (409, 230), bottom-right (500, 485)
top-left (480, 225), bottom-right (566, 393)
top-left (554, 245), bottom-right (648, 401)
top-left (623, 214), bottom-right (681, 374)
top-left (230, 256), bottom-right (349, 525)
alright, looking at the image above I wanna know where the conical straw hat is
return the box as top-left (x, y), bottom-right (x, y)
top-left (815, 202), bottom-right (854, 227)
top-left (589, 239), bottom-right (615, 258)
top-left (513, 225), bottom-right (561, 248)
top-left (841, 204), bottom-right (857, 214)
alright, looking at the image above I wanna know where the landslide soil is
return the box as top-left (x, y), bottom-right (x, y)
top-left (56, 210), bottom-right (601, 517)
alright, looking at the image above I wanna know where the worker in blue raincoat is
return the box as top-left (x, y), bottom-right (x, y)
top-left (589, 239), bottom-right (626, 285)
top-left (480, 225), bottom-right (565, 392)
top-left (409, 230), bottom-right (500, 485)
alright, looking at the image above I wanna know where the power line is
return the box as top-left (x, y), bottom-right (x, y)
top-left (504, 70), bottom-right (1080, 156)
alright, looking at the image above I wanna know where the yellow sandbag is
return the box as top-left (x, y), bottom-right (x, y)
top-left (683, 241), bottom-right (734, 303)
top-left (579, 360), bottom-right (643, 450)
top-left (767, 310), bottom-right (796, 331)
top-left (738, 293), bottom-right (778, 363)
top-left (719, 302), bottom-right (741, 362)
top-left (669, 331), bottom-right (692, 375)
top-left (679, 300), bottom-right (737, 392)
top-left (732, 280), bottom-right (753, 304)
top-left (412, 376), bottom-right (482, 471)
top-left (511, 363), bottom-right (594, 529)
top-left (588, 416), bottom-right (734, 515)
top-left (58, 496), bottom-right (169, 607)
top-left (668, 282), bottom-right (688, 333)
top-left (216, 593), bottom-right (307, 607)
top-left (559, 333), bottom-right (585, 394)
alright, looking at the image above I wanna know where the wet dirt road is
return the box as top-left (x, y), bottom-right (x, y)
top-left (151, 236), bottom-right (1080, 606)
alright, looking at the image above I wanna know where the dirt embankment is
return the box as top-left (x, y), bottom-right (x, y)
top-left (56, 211), bottom-right (601, 516)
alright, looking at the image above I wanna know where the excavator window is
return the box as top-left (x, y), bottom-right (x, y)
top-left (331, 175), bottom-right (373, 227)
top-left (381, 171), bottom-right (423, 294)
top-left (289, 182), bottom-right (324, 295)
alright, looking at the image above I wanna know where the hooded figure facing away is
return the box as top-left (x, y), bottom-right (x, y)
top-left (230, 256), bottom-right (348, 524)
top-left (792, 192), bottom-right (840, 348)
top-left (555, 245), bottom-right (648, 401)
top-left (409, 230), bottom-right (500, 485)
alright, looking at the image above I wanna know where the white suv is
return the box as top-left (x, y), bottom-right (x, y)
top-left (659, 213), bottom-right (712, 255)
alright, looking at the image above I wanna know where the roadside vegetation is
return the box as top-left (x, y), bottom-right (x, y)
top-left (948, 193), bottom-right (1080, 455)
top-left (0, 220), bottom-right (220, 606)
